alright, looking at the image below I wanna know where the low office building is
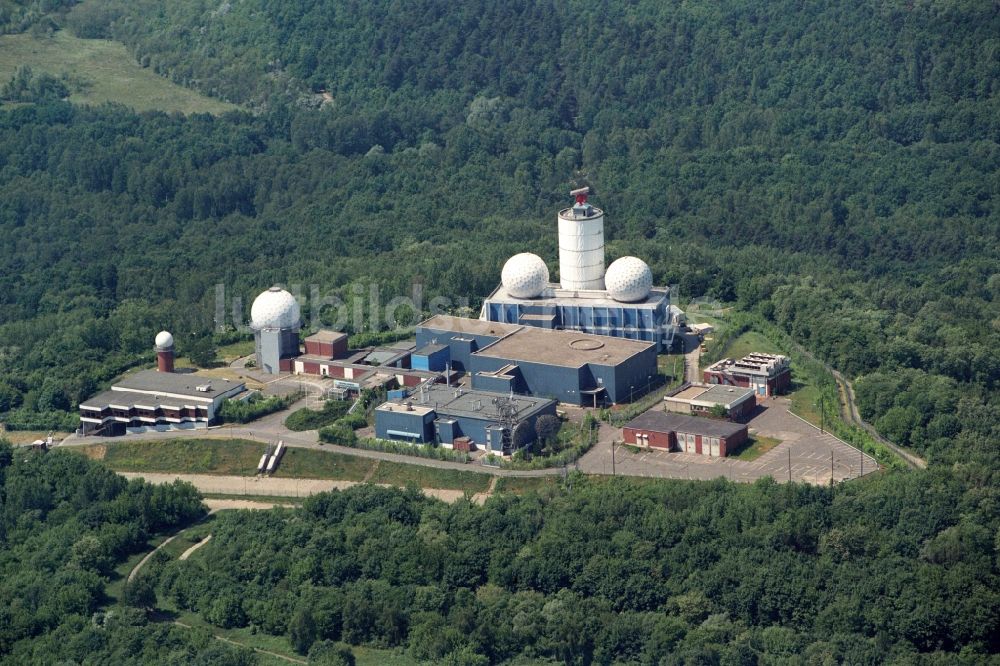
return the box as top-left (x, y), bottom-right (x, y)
top-left (79, 370), bottom-right (245, 436)
top-left (704, 353), bottom-right (791, 397)
top-left (375, 384), bottom-right (556, 455)
top-left (664, 383), bottom-right (756, 421)
top-left (415, 315), bottom-right (657, 406)
top-left (623, 411), bottom-right (748, 457)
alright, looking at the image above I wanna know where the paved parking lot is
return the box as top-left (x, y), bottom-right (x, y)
top-left (579, 396), bottom-right (878, 485)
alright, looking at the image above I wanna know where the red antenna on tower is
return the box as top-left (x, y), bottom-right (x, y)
top-left (571, 186), bottom-right (590, 205)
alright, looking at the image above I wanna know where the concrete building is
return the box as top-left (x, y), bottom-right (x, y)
top-left (79, 369), bottom-right (245, 436)
top-left (623, 411), bottom-right (748, 457)
top-left (375, 383), bottom-right (556, 455)
top-left (664, 383), bottom-right (756, 421)
top-left (251, 286), bottom-right (301, 374)
top-left (481, 188), bottom-right (679, 351)
top-left (416, 315), bottom-right (657, 406)
top-left (704, 353), bottom-right (791, 397)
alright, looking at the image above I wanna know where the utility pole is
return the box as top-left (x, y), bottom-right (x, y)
top-left (787, 448), bottom-right (791, 483)
top-left (860, 449), bottom-right (864, 478)
top-left (820, 392), bottom-right (825, 433)
top-left (611, 438), bottom-right (616, 476)
top-left (830, 450), bottom-right (834, 486)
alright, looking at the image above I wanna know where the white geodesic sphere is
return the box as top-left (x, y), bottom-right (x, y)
top-left (501, 253), bottom-right (549, 299)
top-left (251, 287), bottom-right (301, 329)
top-left (605, 256), bottom-right (653, 302)
top-left (154, 330), bottom-right (174, 349)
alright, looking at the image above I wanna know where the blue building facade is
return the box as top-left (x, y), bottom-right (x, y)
top-left (411, 343), bottom-right (451, 372)
top-left (482, 286), bottom-right (674, 351)
top-left (415, 315), bottom-right (658, 406)
top-left (374, 383), bottom-right (557, 454)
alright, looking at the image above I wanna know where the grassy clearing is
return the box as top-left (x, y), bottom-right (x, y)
top-left (370, 461), bottom-right (492, 493)
top-left (790, 382), bottom-right (826, 428)
top-left (273, 446), bottom-right (371, 481)
top-left (79, 438), bottom-right (375, 481)
top-left (494, 476), bottom-right (561, 494)
top-left (732, 435), bottom-right (783, 461)
top-left (216, 340), bottom-right (255, 362)
top-left (0, 31), bottom-right (237, 113)
top-left (90, 438), bottom-right (264, 476)
top-left (2, 430), bottom-right (72, 445)
top-left (722, 330), bottom-right (784, 361)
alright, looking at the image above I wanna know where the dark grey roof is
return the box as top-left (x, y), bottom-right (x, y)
top-left (414, 343), bottom-right (447, 356)
top-left (113, 369), bottom-right (243, 398)
top-left (624, 411), bottom-right (747, 438)
top-left (81, 389), bottom-right (190, 410)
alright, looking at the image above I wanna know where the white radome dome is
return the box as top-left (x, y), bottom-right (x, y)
top-left (605, 256), bottom-right (653, 302)
top-left (251, 286), bottom-right (301, 330)
top-left (155, 330), bottom-right (174, 349)
top-left (501, 253), bottom-right (549, 299)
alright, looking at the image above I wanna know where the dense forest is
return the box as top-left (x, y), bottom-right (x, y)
top-left (0, 1), bottom-right (998, 660)
top-left (0, 0), bottom-right (996, 455)
top-left (140, 476), bottom-right (998, 664)
top-left (0, 442), bottom-right (257, 664)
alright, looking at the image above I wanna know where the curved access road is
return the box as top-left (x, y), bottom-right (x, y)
top-left (832, 369), bottom-right (927, 470)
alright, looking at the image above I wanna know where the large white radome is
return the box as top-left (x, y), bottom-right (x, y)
top-left (605, 256), bottom-right (653, 302)
top-left (251, 287), bottom-right (301, 329)
top-left (501, 253), bottom-right (550, 299)
top-left (154, 330), bottom-right (174, 349)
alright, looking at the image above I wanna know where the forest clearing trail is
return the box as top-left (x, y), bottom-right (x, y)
top-left (173, 621), bottom-right (306, 664)
top-left (179, 535), bottom-right (212, 561)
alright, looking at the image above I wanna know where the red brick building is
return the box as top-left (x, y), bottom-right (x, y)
top-left (623, 411), bottom-right (748, 457)
top-left (304, 330), bottom-right (349, 359)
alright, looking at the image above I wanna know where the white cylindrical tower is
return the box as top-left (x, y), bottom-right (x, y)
top-left (558, 188), bottom-right (605, 291)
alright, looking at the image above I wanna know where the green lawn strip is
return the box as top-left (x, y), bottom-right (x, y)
top-left (732, 435), bottom-right (783, 461)
top-left (721, 330), bottom-right (784, 361)
top-left (272, 446), bottom-right (372, 481)
top-left (370, 460), bottom-right (492, 493)
top-left (216, 340), bottom-right (255, 362)
top-left (789, 382), bottom-right (824, 428)
top-left (494, 476), bottom-right (561, 494)
top-left (98, 438), bottom-right (264, 476)
top-left (0, 31), bottom-right (237, 114)
top-left (86, 438), bottom-right (375, 481)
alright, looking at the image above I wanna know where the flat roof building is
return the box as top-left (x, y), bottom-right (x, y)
top-left (80, 370), bottom-right (245, 436)
top-left (664, 383), bottom-right (756, 421)
top-left (416, 315), bottom-right (658, 406)
top-left (704, 352), bottom-right (791, 397)
top-left (623, 411), bottom-right (749, 457)
top-left (375, 384), bottom-right (557, 455)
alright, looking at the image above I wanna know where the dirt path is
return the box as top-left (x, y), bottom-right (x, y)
top-left (179, 535), bottom-right (212, 561)
top-left (120, 471), bottom-right (490, 504)
top-left (174, 621), bottom-right (306, 664)
top-left (203, 498), bottom-right (296, 511)
top-left (833, 370), bottom-right (927, 469)
top-left (128, 534), bottom-right (181, 583)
